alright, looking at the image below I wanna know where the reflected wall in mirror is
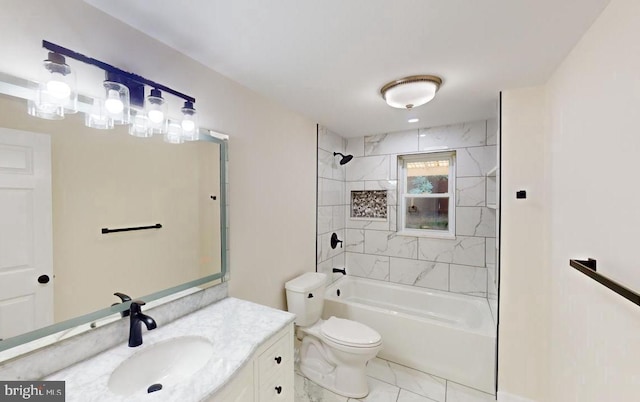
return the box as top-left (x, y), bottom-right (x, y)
top-left (0, 93), bottom-right (226, 347)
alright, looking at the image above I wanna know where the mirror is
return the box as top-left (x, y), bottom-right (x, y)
top-left (0, 90), bottom-right (227, 352)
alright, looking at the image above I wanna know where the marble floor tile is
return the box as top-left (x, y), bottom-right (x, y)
top-left (366, 358), bottom-right (446, 402)
top-left (397, 389), bottom-right (438, 402)
top-left (349, 377), bottom-right (400, 402)
top-left (295, 373), bottom-right (348, 402)
top-left (445, 382), bottom-right (495, 402)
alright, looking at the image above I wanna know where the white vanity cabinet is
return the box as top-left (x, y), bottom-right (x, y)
top-left (208, 323), bottom-right (294, 402)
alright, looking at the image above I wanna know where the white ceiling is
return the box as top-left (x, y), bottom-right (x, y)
top-left (85, 0), bottom-right (610, 137)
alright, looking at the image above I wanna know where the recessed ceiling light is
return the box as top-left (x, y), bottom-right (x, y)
top-left (408, 118), bottom-right (419, 123)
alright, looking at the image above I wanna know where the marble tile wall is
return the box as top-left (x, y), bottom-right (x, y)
top-left (486, 118), bottom-right (499, 321)
top-left (342, 120), bottom-right (498, 300)
top-left (317, 126), bottom-right (348, 283)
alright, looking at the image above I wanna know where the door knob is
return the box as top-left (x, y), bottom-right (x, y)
top-left (37, 275), bottom-right (50, 284)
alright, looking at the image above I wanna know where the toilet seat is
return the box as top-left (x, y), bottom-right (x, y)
top-left (320, 317), bottom-right (382, 348)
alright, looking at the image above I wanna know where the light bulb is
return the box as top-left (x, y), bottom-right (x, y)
top-left (148, 109), bottom-right (164, 124)
top-left (181, 119), bottom-right (195, 132)
top-left (105, 89), bottom-right (124, 114)
top-left (46, 73), bottom-right (71, 100)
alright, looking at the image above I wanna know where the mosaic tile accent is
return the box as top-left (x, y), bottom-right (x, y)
top-left (351, 190), bottom-right (388, 219)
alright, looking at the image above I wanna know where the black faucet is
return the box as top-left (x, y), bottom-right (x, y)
top-left (128, 301), bottom-right (157, 347)
top-left (332, 268), bottom-right (347, 275)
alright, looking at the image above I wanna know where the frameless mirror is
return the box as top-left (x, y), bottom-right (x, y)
top-left (0, 87), bottom-right (227, 353)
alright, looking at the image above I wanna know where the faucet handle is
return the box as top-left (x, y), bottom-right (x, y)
top-left (113, 292), bottom-right (131, 302)
top-left (112, 292), bottom-right (132, 317)
top-left (130, 300), bottom-right (146, 314)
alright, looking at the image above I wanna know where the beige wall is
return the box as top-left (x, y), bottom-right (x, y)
top-left (501, 0), bottom-right (640, 400)
top-left (0, 0), bottom-right (316, 311)
top-left (500, 88), bottom-right (550, 401)
top-left (546, 0), bottom-right (640, 399)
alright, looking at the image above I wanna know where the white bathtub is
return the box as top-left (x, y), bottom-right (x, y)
top-left (323, 276), bottom-right (496, 394)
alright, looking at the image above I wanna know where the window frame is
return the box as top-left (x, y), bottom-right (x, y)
top-left (397, 151), bottom-right (456, 239)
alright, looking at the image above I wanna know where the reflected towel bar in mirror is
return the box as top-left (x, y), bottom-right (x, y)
top-left (569, 258), bottom-right (640, 306)
top-left (102, 224), bottom-right (162, 234)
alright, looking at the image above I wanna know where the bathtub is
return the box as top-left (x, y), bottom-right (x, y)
top-left (323, 276), bottom-right (496, 394)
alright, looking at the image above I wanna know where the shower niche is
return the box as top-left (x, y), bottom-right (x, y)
top-left (350, 190), bottom-right (388, 220)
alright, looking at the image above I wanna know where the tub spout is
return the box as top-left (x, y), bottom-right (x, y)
top-left (332, 268), bottom-right (346, 275)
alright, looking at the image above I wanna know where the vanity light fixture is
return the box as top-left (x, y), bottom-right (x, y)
top-left (164, 121), bottom-right (185, 144)
top-left (380, 75), bottom-right (442, 109)
top-left (103, 80), bottom-right (130, 125)
top-left (180, 101), bottom-right (199, 140)
top-left (31, 40), bottom-right (197, 143)
top-left (85, 98), bottom-right (113, 130)
top-left (145, 88), bottom-right (168, 135)
top-left (129, 109), bottom-right (151, 138)
top-left (29, 51), bottom-right (78, 120)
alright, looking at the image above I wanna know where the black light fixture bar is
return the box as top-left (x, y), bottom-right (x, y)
top-left (42, 40), bottom-right (195, 104)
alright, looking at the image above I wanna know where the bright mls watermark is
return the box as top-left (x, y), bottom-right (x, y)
top-left (0, 381), bottom-right (64, 401)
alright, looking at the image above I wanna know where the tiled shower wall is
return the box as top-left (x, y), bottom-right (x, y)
top-left (317, 120), bottom-right (498, 314)
top-left (316, 126), bottom-right (348, 282)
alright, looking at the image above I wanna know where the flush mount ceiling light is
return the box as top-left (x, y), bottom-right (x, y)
top-left (28, 40), bottom-right (199, 143)
top-left (380, 75), bottom-right (442, 109)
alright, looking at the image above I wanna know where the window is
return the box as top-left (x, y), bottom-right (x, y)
top-left (398, 152), bottom-right (456, 237)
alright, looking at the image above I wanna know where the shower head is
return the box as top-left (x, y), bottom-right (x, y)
top-left (333, 152), bottom-right (354, 165)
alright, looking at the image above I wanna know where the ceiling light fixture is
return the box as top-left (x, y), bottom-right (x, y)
top-left (380, 75), bottom-right (442, 109)
top-left (31, 40), bottom-right (197, 143)
top-left (408, 118), bottom-right (420, 123)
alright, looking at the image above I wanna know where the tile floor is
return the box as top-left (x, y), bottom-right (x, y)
top-left (295, 357), bottom-right (495, 402)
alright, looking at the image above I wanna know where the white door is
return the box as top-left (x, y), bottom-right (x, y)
top-left (0, 128), bottom-right (53, 340)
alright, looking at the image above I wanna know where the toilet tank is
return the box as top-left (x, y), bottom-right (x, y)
top-left (285, 272), bottom-right (327, 327)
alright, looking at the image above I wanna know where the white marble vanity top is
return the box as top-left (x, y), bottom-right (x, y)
top-left (45, 297), bottom-right (295, 402)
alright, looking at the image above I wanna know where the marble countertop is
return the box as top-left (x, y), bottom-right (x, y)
top-left (45, 297), bottom-right (295, 402)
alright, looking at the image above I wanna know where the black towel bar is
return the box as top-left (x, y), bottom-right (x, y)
top-left (569, 258), bottom-right (640, 306)
top-left (101, 223), bottom-right (162, 234)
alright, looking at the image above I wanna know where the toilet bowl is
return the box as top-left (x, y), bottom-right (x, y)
top-left (285, 273), bottom-right (382, 398)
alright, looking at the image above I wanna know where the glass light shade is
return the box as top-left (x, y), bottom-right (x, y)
top-left (27, 98), bottom-right (63, 120)
top-left (129, 109), bottom-right (152, 138)
top-left (164, 122), bottom-right (185, 144)
top-left (145, 89), bottom-right (167, 135)
top-left (384, 81), bottom-right (437, 109)
top-left (181, 102), bottom-right (199, 141)
top-left (33, 54), bottom-right (78, 118)
top-left (85, 98), bottom-right (114, 130)
top-left (103, 81), bottom-right (130, 125)
top-left (381, 76), bottom-right (442, 109)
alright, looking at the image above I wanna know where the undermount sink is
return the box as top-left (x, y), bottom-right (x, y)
top-left (108, 336), bottom-right (215, 396)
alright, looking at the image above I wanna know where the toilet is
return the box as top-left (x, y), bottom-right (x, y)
top-left (285, 272), bottom-right (382, 398)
